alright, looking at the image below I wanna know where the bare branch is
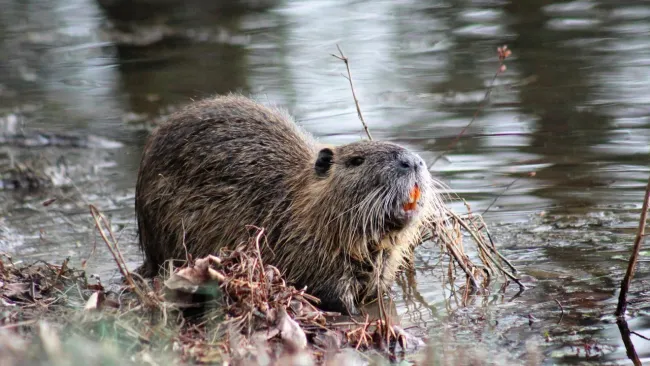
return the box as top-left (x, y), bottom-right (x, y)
top-left (332, 44), bottom-right (372, 140)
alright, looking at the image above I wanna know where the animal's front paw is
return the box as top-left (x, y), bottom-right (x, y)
top-left (315, 290), bottom-right (359, 316)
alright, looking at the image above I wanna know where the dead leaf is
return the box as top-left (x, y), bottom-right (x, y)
top-left (42, 198), bottom-right (57, 206)
top-left (251, 328), bottom-right (280, 344)
top-left (84, 291), bottom-right (104, 311)
top-left (164, 255), bottom-right (225, 294)
top-left (86, 283), bottom-right (104, 291)
top-left (392, 325), bottom-right (425, 352)
top-left (1, 283), bottom-right (30, 299)
top-left (277, 307), bottom-right (307, 350)
top-left (163, 273), bottom-right (199, 294)
top-left (313, 330), bottom-right (342, 350)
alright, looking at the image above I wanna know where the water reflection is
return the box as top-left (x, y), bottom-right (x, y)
top-left (504, 0), bottom-right (615, 214)
top-left (0, 0), bottom-right (649, 363)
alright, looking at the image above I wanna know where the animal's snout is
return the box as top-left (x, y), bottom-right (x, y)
top-left (396, 155), bottom-right (423, 173)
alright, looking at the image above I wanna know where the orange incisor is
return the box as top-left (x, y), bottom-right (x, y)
top-left (403, 184), bottom-right (421, 212)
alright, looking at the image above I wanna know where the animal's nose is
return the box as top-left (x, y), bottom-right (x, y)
top-left (397, 155), bottom-right (422, 173)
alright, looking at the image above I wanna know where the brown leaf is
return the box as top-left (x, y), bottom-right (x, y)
top-left (250, 328), bottom-right (280, 344)
top-left (84, 291), bottom-right (105, 311)
top-left (392, 325), bottom-right (425, 352)
top-left (1, 283), bottom-right (30, 299)
top-left (313, 330), bottom-right (342, 350)
top-left (1, 298), bottom-right (16, 307)
top-left (163, 273), bottom-right (199, 294)
top-left (86, 283), bottom-right (104, 291)
top-left (277, 307), bottom-right (307, 350)
top-left (164, 255), bottom-right (224, 293)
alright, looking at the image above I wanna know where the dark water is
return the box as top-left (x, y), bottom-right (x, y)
top-left (1, 0), bottom-right (649, 364)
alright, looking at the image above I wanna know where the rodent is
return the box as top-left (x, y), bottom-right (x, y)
top-left (134, 94), bottom-right (443, 315)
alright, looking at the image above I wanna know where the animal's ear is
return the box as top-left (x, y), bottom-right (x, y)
top-left (314, 148), bottom-right (334, 176)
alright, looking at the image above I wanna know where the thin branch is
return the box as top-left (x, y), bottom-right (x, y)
top-left (331, 44), bottom-right (372, 141)
top-left (89, 204), bottom-right (153, 307)
top-left (554, 299), bottom-right (565, 324)
top-left (485, 229), bottom-right (518, 274)
top-left (617, 318), bottom-right (642, 366)
top-left (630, 331), bottom-right (650, 341)
top-left (482, 176), bottom-right (520, 215)
top-left (445, 208), bottom-right (525, 290)
top-left (431, 45), bottom-right (511, 166)
top-left (439, 231), bottom-right (480, 290)
top-left (615, 176), bottom-right (650, 317)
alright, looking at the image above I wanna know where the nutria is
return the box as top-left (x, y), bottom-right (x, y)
top-left (134, 94), bottom-right (444, 314)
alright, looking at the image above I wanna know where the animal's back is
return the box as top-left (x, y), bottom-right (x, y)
top-left (135, 94), bottom-right (315, 275)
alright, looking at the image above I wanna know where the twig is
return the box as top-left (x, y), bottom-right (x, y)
top-left (331, 44), bottom-right (372, 141)
top-left (181, 218), bottom-right (190, 265)
top-left (431, 45), bottom-right (511, 166)
top-left (445, 208), bottom-right (525, 289)
top-left (482, 176), bottom-right (520, 215)
top-left (354, 315), bottom-right (371, 350)
top-left (554, 299), bottom-right (564, 324)
top-left (617, 318), bottom-right (642, 366)
top-left (54, 257), bottom-right (69, 284)
top-left (89, 204), bottom-right (153, 307)
top-left (630, 331), bottom-right (650, 341)
top-left (438, 230), bottom-right (480, 290)
top-left (485, 229), bottom-right (518, 274)
top-left (0, 319), bottom-right (38, 329)
top-left (615, 176), bottom-right (650, 318)
top-left (252, 227), bottom-right (269, 299)
top-left (373, 265), bottom-right (394, 348)
top-left (483, 172), bottom-right (537, 217)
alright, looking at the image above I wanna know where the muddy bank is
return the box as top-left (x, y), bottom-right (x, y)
top-left (0, 209), bottom-right (538, 366)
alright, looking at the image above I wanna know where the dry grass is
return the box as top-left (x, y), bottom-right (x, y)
top-left (422, 205), bottom-right (524, 298)
top-left (0, 196), bottom-right (524, 366)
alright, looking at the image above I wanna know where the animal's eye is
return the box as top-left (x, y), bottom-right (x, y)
top-left (349, 156), bottom-right (365, 167)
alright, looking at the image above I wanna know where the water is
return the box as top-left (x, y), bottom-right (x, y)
top-left (1, 0), bottom-right (649, 364)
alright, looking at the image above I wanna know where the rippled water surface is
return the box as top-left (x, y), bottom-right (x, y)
top-left (1, 0), bottom-right (649, 364)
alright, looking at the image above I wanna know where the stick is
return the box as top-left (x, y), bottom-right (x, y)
top-left (485, 229), bottom-right (518, 274)
top-left (554, 299), bottom-right (564, 324)
top-left (630, 331), bottom-right (650, 341)
top-left (615, 176), bottom-right (650, 317)
top-left (446, 209), bottom-right (525, 289)
top-left (89, 205), bottom-right (153, 307)
top-left (331, 44), bottom-right (372, 141)
top-left (617, 318), bottom-right (642, 366)
top-left (431, 45), bottom-right (511, 166)
top-left (482, 176), bottom-right (520, 215)
top-left (438, 230), bottom-right (480, 290)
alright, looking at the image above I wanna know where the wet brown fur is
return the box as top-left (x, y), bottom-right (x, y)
top-left (135, 94), bottom-right (443, 314)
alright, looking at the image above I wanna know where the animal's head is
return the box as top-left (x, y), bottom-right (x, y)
top-left (312, 140), bottom-right (444, 241)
